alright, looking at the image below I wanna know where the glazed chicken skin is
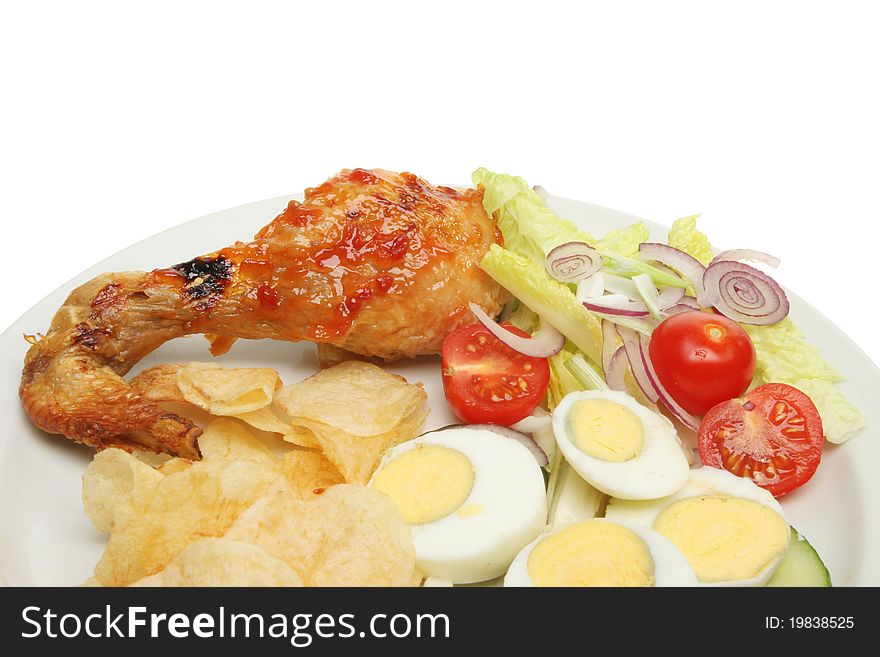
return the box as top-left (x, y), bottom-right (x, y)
top-left (20, 169), bottom-right (508, 459)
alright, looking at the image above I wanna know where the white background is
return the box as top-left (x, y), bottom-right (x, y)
top-left (2, 1), bottom-right (878, 365)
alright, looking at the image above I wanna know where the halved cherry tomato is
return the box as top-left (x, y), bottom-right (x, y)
top-left (441, 323), bottom-right (550, 426)
top-left (698, 383), bottom-right (824, 497)
top-left (649, 311), bottom-right (756, 416)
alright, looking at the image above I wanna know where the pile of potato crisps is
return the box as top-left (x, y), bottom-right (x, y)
top-left (82, 360), bottom-right (428, 587)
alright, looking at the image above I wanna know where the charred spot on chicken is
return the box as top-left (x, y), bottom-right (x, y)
top-left (19, 169), bottom-right (507, 456)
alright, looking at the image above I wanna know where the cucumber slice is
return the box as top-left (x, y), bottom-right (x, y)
top-left (767, 527), bottom-right (832, 587)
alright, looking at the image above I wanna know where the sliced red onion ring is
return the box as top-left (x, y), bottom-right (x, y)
top-left (604, 346), bottom-right (628, 392)
top-left (616, 326), bottom-right (659, 403)
top-left (702, 261), bottom-right (790, 325)
top-left (545, 241), bottom-right (602, 283)
top-left (465, 424), bottom-right (549, 466)
top-left (469, 302), bottom-right (565, 357)
top-left (664, 301), bottom-right (701, 316)
top-left (585, 287), bottom-right (684, 317)
top-left (639, 242), bottom-right (715, 307)
top-left (583, 294), bottom-right (650, 317)
top-left (600, 319), bottom-right (618, 377)
top-left (637, 334), bottom-right (700, 431)
top-left (646, 265), bottom-right (688, 311)
top-left (576, 272), bottom-right (605, 302)
top-left (654, 263), bottom-right (685, 310)
top-left (711, 249), bottom-right (781, 268)
top-left (657, 285), bottom-right (686, 310)
top-left (639, 242), bottom-right (706, 284)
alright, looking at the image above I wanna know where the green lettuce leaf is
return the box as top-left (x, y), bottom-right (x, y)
top-left (474, 168), bottom-right (687, 287)
top-left (597, 221), bottom-right (650, 258)
top-left (786, 379), bottom-right (866, 444)
top-left (744, 319), bottom-right (842, 383)
top-left (479, 244), bottom-right (603, 365)
top-left (472, 168), bottom-right (595, 263)
top-left (668, 214), bottom-right (713, 266)
top-left (669, 217), bottom-right (866, 443)
top-left (745, 320), bottom-right (867, 443)
top-left (506, 300), bottom-right (539, 334)
top-left (548, 346), bottom-right (584, 410)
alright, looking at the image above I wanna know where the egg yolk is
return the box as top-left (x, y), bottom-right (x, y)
top-left (653, 495), bottom-right (789, 583)
top-left (456, 503), bottom-right (483, 518)
top-left (527, 520), bottom-right (655, 586)
top-left (568, 399), bottom-right (645, 462)
top-left (372, 445), bottom-right (474, 525)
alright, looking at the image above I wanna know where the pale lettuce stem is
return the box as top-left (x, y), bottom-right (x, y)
top-left (564, 353), bottom-right (609, 391)
top-left (601, 252), bottom-right (688, 288)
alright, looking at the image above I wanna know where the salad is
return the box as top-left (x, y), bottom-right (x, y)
top-left (51, 167), bottom-right (867, 588)
top-left (416, 168), bottom-right (867, 586)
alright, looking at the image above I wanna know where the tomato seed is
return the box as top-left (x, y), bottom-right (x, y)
top-left (771, 401), bottom-right (789, 424)
top-left (727, 455), bottom-right (744, 475)
top-left (774, 453), bottom-right (792, 469)
top-left (781, 426), bottom-right (806, 439)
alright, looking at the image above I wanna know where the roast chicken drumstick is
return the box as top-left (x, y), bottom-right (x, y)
top-left (19, 169), bottom-right (508, 459)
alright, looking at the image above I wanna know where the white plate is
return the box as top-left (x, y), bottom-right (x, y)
top-left (1, 194), bottom-right (877, 586)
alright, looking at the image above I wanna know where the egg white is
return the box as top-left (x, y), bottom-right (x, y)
top-left (552, 390), bottom-right (690, 500)
top-left (369, 427), bottom-right (547, 584)
top-left (605, 466), bottom-right (790, 586)
top-left (504, 518), bottom-right (697, 587)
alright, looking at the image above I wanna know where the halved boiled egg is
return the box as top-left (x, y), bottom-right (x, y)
top-left (605, 466), bottom-right (790, 586)
top-left (504, 518), bottom-right (697, 587)
top-left (552, 390), bottom-right (689, 500)
top-left (369, 427), bottom-right (547, 584)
